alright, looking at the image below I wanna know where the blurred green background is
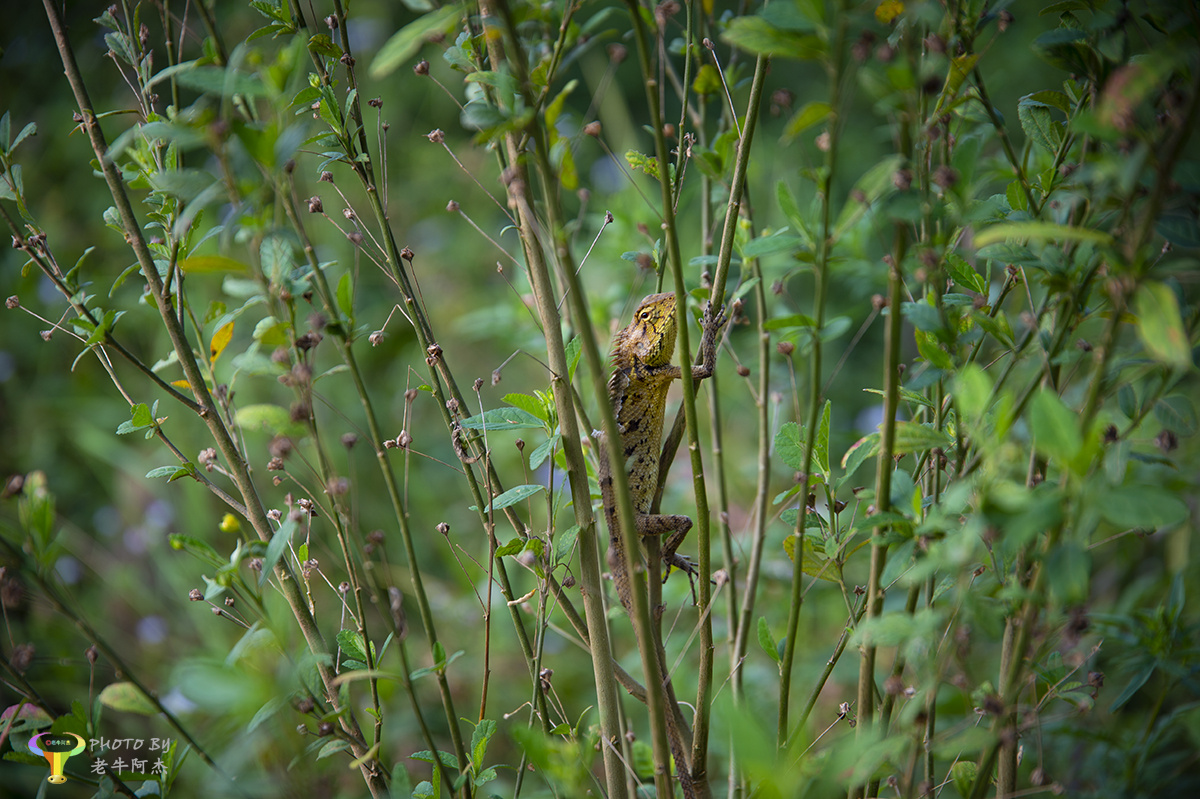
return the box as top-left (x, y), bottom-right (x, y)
top-left (0, 1), bottom-right (1196, 796)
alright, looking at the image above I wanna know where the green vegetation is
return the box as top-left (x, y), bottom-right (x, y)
top-left (1, 1), bottom-right (1197, 797)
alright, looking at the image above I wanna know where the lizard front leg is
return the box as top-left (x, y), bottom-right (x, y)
top-left (689, 301), bottom-right (728, 381)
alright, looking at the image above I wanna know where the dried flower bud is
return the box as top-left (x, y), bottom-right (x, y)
top-left (815, 131), bottom-right (831, 151)
top-left (893, 169), bottom-right (913, 190)
top-left (583, 121), bottom-right (602, 137)
top-left (347, 231), bottom-right (364, 245)
top-left (446, 200), bottom-right (459, 213)
top-left (324, 14), bottom-right (338, 29)
top-left (40, 330), bottom-right (53, 341)
top-left (384, 438), bottom-right (397, 449)
top-left (189, 588), bottom-right (203, 601)
top-left (397, 430), bottom-right (412, 448)
top-left (998, 10), bottom-right (1013, 32)
top-left (777, 341), bottom-right (795, 356)
top-left (932, 165), bottom-right (959, 189)
top-left (369, 330), bottom-right (385, 346)
top-left (4, 296), bottom-right (17, 310)
top-left (737, 365), bottom-right (751, 377)
top-left (414, 60), bottom-right (430, 76)
top-left (198, 448), bottom-right (217, 470)
top-left (342, 207), bottom-right (355, 221)
top-left (338, 581), bottom-right (350, 593)
top-left (607, 43), bottom-right (627, 62)
top-left (319, 171), bottom-right (334, 183)
top-left (267, 508), bottom-right (283, 521)
top-left (562, 574), bottom-right (576, 588)
top-left (341, 433), bottom-right (358, 449)
top-left (317, 721), bottom-right (334, 736)
top-left (307, 196), bottom-right (323, 213)
top-left (426, 129), bottom-right (445, 144)
top-left (86, 645), bottom-right (99, 665)
top-left (515, 438), bottom-right (525, 451)
top-left (368, 97), bottom-right (382, 108)
top-left (401, 247), bottom-right (414, 261)
top-left (436, 522), bottom-right (450, 536)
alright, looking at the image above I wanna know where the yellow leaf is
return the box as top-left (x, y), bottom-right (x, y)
top-left (210, 321), bottom-right (234, 361)
top-left (171, 379), bottom-right (190, 388)
top-left (875, 0), bottom-right (903, 23)
top-left (219, 513), bottom-right (240, 534)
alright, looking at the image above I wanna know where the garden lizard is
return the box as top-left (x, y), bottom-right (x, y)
top-left (598, 291), bottom-right (726, 613)
top-left (597, 291), bottom-right (725, 799)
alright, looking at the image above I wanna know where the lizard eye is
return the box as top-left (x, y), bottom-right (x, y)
top-left (639, 311), bottom-right (651, 320)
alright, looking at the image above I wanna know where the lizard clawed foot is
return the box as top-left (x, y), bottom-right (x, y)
top-left (702, 301), bottom-right (728, 337)
top-left (663, 554), bottom-right (703, 606)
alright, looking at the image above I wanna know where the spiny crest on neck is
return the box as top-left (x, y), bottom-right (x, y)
top-left (611, 292), bottom-right (678, 368)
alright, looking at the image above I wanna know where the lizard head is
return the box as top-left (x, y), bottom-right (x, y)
top-left (620, 292), bottom-right (678, 366)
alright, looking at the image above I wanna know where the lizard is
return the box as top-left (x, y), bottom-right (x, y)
top-left (596, 290), bottom-right (726, 798)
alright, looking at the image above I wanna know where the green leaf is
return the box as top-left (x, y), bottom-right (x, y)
top-left (945, 252), bottom-right (988, 295)
top-left (775, 402), bottom-right (830, 479)
top-left (973, 221), bottom-right (1112, 248)
top-left (564, 336), bottom-right (582, 382)
top-left (458, 407), bottom-right (544, 430)
top-left (757, 617), bottom-right (781, 664)
top-left (1029, 389), bottom-right (1081, 464)
top-left (953, 364), bottom-right (992, 427)
top-left (1133, 282), bottom-right (1191, 369)
top-left (1018, 97), bottom-right (1063, 154)
top-left (260, 518), bottom-right (296, 586)
top-left (98, 683), bottom-right (158, 716)
top-left (502, 393), bottom-right (548, 422)
top-left (470, 719), bottom-right (496, 772)
top-left (168, 534), bottom-right (224, 567)
top-left (370, 5), bottom-right (464, 78)
top-left (742, 233), bottom-right (804, 258)
top-left (692, 64), bottom-right (722, 96)
top-left (722, 17), bottom-right (825, 59)
top-left (336, 272), bottom-right (354, 322)
top-left (950, 762), bottom-right (978, 799)
top-left (1097, 485), bottom-right (1188, 531)
top-left (783, 101), bottom-right (831, 138)
top-left (763, 313), bottom-right (816, 331)
top-left (122, 402), bottom-right (154, 433)
top-left (554, 525), bottom-right (580, 565)
top-left (470, 484), bottom-right (545, 512)
top-left (234, 404), bottom-right (308, 437)
top-left (838, 433), bottom-right (879, 490)
top-left (528, 434), bottom-right (560, 470)
top-left (892, 422), bottom-right (953, 455)
top-left (177, 255), bottom-right (250, 274)
top-left (914, 329), bottom-right (953, 370)
top-left (1153, 395), bottom-right (1197, 435)
top-left (146, 465), bottom-right (194, 482)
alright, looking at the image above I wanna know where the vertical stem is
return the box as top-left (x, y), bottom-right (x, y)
top-left (777, 0), bottom-right (848, 746)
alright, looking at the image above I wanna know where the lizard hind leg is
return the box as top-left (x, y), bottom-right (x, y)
top-left (637, 512), bottom-right (699, 595)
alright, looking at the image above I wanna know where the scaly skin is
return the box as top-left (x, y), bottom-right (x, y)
top-left (597, 291), bottom-right (725, 799)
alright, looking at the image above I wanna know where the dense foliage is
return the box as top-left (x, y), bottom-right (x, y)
top-left (1, 1), bottom-right (1197, 797)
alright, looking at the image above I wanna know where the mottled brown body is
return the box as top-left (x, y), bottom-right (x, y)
top-left (598, 292), bottom-right (726, 614)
